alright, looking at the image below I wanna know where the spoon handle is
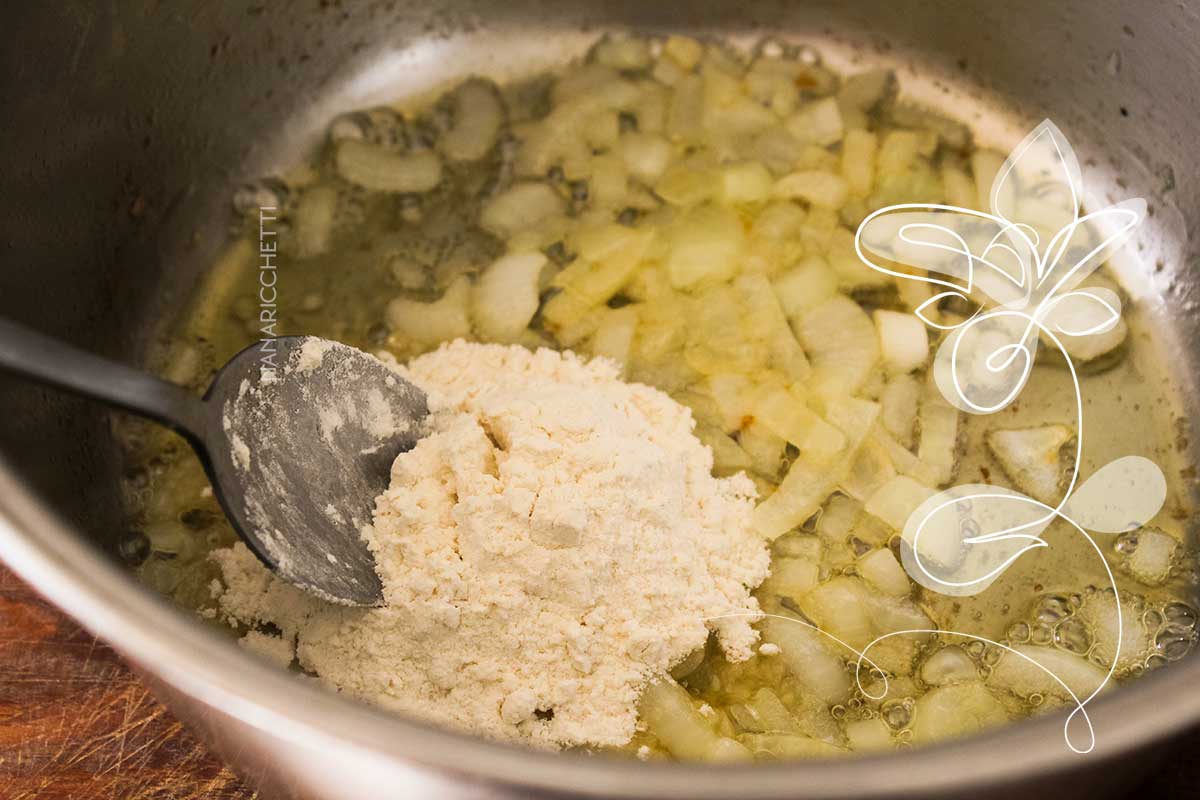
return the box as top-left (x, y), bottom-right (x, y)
top-left (0, 317), bottom-right (208, 443)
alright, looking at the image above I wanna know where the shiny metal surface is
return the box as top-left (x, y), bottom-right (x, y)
top-left (0, 1), bottom-right (1197, 798)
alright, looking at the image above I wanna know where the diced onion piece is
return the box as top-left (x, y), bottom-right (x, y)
top-left (910, 683), bottom-right (1008, 745)
top-left (667, 74), bottom-right (706, 142)
top-left (795, 296), bottom-right (880, 399)
top-left (941, 163), bottom-right (977, 210)
top-left (858, 548), bottom-right (911, 596)
top-left (439, 80), bottom-right (503, 163)
top-left (817, 494), bottom-right (861, 543)
top-left (620, 132), bottom-right (675, 183)
top-left (473, 252), bottom-right (547, 342)
top-left (292, 184), bottom-right (338, 258)
top-left (985, 424), bottom-right (1074, 505)
top-left (864, 475), bottom-right (936, 531)
top-left (720, 161), bottom-right (774, 205)
top-left (799, 577), bottom-right (875, 649)
top-left (735, 275), bottom-right (811, 381)
top-left (593, 35), bottom-right (653, 70)
top-left (771, 256), bottom-right (838, 318)
top-left (917, 373), bottom-right (961, 486)
top-left (665, 204), bottom-right (745, 289)
top-left (845, 718), bottom-right (893, 752)
top-left (920, 646), bottom-right (977, 686)
top-left (480, 181), bottom-right (565, 238)
top-left (706, 372), bottom-right (757, 432)
top-left (697, 423), bottom-right (754, 476)
top-left (335, 140), bottom-right (442, 193)
top-left (875, 130), bottom-right (921, 178)
top-left (738, 420), bottom-right (787, 478)
top-left (1058, 317), bottom-right (1128, 364)
top-left (740, 733), bottom-right (847, 759)
top-left (840, 437), bottom-right (898, 502)
top-left (759, 615), bottom-right (852, 705)
top-left (752, 399), bottom-right (878, 539)
top-left (871, 426), bottom-right (938, 487)
top-left (663, 35), bottom-right (703, 70)
top-left (841, 129), bottom-right (877, 197)
top-left (836, 69), bottom-right (895, 114)
top-left (1078, 590), bottom-right (1152, 672)
top-left (1127, 526), bottom-right (1179, 586)
top-left (639, 678), bottom-right (752, 762)
top-left (784, 97), bottom-right (844, 146)
top-left (988, 645), bottom-right (1108, 700)
top-left (543, 226), bottom-right (653, 329)
top-left (874, 310), bottom-right (929, 374)
top-left (759, 557), bottom-right (820, 599)
top-left (386, 275), bottom-right (471, 344)
top-left (879, 374), bottom-right (921, 448)
top-left (590, 304), bottom-right (640, 369)
top-left (970, 149), bottom-right (1005, 212)
top-left (773, 170), bottom-right (849, 209)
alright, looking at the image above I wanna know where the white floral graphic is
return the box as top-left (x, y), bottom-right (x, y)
top-left (852, 119), bottom-right (1167, 752)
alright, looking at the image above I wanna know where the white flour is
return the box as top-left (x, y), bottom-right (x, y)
top-left (211, 341), bottom-right (769, 748)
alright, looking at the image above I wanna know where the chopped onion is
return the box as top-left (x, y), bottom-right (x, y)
top-left (910, 683), bottom-right (1007, 745)
top-left (480, 181), bottom-right (565, 238)
top-left (857, 548), bottom-right (911, 596)
top-left (841, 129), bottom-right (877, 197)
top-left (735, 275), bottom-right (811, 381)
top-left (720, 161), bottom-right (774, 205)
top-left (917, 373), bottom-right (961, 486)
top-left (753, 386), bottom-right (844, 465)
top-left (875, 130), bottom-right (921, 178)
top-left (772, 256), bottom-right (838, 318)
top-left (385, 275), bottom-right (471, 344)
top-left (785, 97), bottom-right (844, 147)
top-left (752, 399), bottom-right (878, 539)
top-left (759, 557), bottom-right (820, 599)
top-left (795, 295), bottom-right (880, 399)
top-left (845, 718), bottom-right (893, 752)
top-left (985, 424), bottom-right (1074, 505)
top-left (920, 646), bottom-right (977, 686)
top-left (292, 184), bottom-right (338, 258)
top-left (1127, 526), bottom-right (1179, 586)
top-left (863, 475), bottom-right (936, 531)
top-left (334, 140), bottom-right (442, 193)
top-left (988, 645), bottom-right (1108, 700)
top-left (438, 80), bottom-right (503, 163)
top-left (836, 69), bottom-right (895, 114)
top-left (639, 678), bottom-right (752, 762)
top-left (619, 131), bottom-right (675, 183)
top-left (665, 203), bottom-right (745, 289)
top-left (874, 310), bottom-right (930, 374)
top-left (772, 170), bottom-right (849, 209)
top-left (759, 613), bottom-right (852, 705)
top-left (473, 252), bottom-right (547, 342)
top-left (590, 305), bottom-right (640, 370)
top-left (879, 374), bottom-right (921, 449)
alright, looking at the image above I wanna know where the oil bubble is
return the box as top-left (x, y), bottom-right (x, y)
top-left (1008, 622), bottom-right (1031, 642)
top-left (1030, 623), bottom-right (1054, 646)
top-left (1054, 619), bottom-right (1091, 655)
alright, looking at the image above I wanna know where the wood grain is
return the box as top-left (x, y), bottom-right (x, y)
top-left (1, 563), bottom-right (1197, 799)
top-left (0, 565), bottom-right (254, 800)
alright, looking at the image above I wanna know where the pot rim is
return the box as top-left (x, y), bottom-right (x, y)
top-left (0, 453), bottom-right (1195, 798)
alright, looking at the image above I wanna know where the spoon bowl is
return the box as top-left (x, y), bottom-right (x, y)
top-left (0, 318), bottom-right (427, 606)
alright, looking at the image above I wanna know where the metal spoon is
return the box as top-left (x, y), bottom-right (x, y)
top-left (0, 319), bottom-right (428, 606)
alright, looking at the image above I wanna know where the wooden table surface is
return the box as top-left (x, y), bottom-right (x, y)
top-left (2, 564), bottom-right (1198, 800)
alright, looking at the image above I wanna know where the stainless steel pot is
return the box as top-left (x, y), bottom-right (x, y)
top-left (1, 2), bottom-right (1197, 798)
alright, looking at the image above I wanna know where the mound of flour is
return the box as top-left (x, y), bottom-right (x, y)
top-left (211, 340), bottom-right (769, 748)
